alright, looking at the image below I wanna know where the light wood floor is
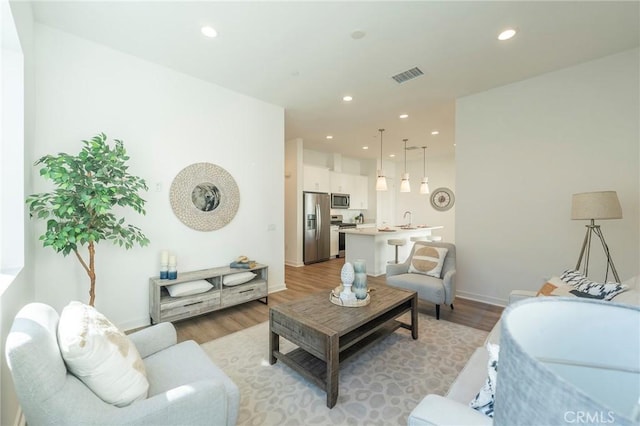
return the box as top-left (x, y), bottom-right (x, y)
top-left (174, 258), bottom-right (504, 344)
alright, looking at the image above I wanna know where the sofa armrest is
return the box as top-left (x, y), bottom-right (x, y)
top-left (508, 290), bottom-right (537, 305)
top-left (443, 269), bottom-right (456, 305)
top-left (408, 395), bottom-right (493, 426)
top-left (386, 262), bottom-right (409, 277)
top-left (128, 322), bottom-right (177, 358)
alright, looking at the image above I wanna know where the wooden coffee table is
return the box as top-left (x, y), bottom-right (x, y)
top-left (269, 284), bottom-right (418, 408)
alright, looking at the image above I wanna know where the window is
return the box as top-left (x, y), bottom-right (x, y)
top-left (0, 0), bottom-right (25, 293)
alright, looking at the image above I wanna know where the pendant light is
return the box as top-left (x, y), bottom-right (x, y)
top-left (400, 138), bottom-right (411, 192)
top-left (376, 129), bottom-right (387, 191)
top-left (420, 146), bottom-right (430, 194)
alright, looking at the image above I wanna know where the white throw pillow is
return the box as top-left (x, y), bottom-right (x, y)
top-left (165, 279), bottom-right (213, 297)
top-left (223, 271), bottom-right (257, 286)
top-left (469, 343), bottom-right (499, 418)
top-left (57, 301), bottom-right (149, 407)
top-left (408, 245), bottom-right (449, 278)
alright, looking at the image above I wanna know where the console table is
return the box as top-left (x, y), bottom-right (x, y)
top-left (149, 263), bottom-right (268, 324)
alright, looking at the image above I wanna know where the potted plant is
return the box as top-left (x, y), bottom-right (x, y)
top-left (27, 133), bottom-right (149, 306)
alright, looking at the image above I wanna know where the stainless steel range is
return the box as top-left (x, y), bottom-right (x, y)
top-left (330, 215), bottom-right (356, 258)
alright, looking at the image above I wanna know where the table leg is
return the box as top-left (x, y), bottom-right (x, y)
top-left (326, 333), bottom-right (339, 408)
top-left (411, 294), bottom-right (419, 340)
top-left (269, 327), bottom-right (279, 365)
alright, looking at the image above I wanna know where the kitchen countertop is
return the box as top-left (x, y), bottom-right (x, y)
top-left (340, 225), bottom-right (443, 236)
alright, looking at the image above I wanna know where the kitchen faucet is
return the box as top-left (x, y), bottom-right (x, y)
top-left (403, 211), bottom-right (412, 227)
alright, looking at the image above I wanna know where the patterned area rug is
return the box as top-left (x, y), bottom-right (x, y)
top-left (201, 313), bottom-right (488, 426)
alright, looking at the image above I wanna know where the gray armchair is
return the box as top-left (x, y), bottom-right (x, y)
top-left (386, 241), bottom-right (456, 319)
top-left (5, 303), bottom-right (239, 426)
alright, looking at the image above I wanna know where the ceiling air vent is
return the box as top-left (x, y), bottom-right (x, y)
top-left (391, 67), bottom-right (424, 84)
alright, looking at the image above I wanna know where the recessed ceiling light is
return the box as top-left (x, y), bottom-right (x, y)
top-left (343, 95), bottom-right (353, 102)
top-left (389, 154), bottom-right (396, 158)
top-left (326, 135), bottom-right (333, 140)
top-left (201, 26), bottom-right (218, 38)
top-left (399, 114), bottom-right (409, 119)
top-left (498, 28), bottom-right (516, 41)
top-left (431, 130), bottom-right (439, 135)
top-left (362, 146), bottom-right (369, 150)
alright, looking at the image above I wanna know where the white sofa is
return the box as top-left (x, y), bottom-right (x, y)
top-left (408, 280), bottom-right (640, 426)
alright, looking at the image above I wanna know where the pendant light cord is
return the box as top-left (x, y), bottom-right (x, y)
top-left (403, 139), bottom-right (408, 173)
top-left (422, 146), bottom-right (426, 175)
top-left (378, 129), bottom-right (385, 171)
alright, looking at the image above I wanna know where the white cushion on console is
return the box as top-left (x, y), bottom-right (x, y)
top-left (166, 279), bottom-right (213, 297)
top-left (223, 271), bottom-right (256, 286)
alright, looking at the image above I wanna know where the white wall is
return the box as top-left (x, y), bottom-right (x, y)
top-left (393, 153), bottom-right (456, 243)
top-left (32, 24), bottom-right (285, 329)
top-left (456, 49), bottom-right (639, 305)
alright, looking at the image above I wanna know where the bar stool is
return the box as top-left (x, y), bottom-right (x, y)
top-left (387, 238), bottom-right (406, 264)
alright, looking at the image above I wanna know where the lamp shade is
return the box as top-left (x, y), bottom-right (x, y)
top-left (420, 177), bottom-right (430, 195)
top-left (376, 173), bottom-right (387, 191)
top-left (400, 173), bottom-right (411, 192)
top-left (571, 191), bottom-right (622, 220)
top-left (494, 298), bottom-right (639, 425)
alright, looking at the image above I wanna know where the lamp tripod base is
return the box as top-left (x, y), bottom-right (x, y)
top-left (575, 219), bottom-right (620, 283)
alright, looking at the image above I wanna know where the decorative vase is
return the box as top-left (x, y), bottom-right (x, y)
top-left (340, 262), bottom-right (355, 285)
top-left (340, 262), bottom-right (355, 301)
top-left (353, 259), bottom-right (366, 274)
top-left (353, 273), bottom-right (368, 299)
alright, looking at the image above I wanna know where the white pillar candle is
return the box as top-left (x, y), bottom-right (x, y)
top-left (160, 250), bottom-right (169, 264)
top-left (168, 255), bottom-right (177, 266)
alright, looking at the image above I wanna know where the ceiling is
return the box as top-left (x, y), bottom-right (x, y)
top-left (29, 1), bottom-right (640, 162)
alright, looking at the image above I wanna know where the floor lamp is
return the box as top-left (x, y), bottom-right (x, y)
top-left (571, 191), bottom-right (622, 283)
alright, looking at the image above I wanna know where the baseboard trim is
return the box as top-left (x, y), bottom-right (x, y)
top-left (456, 291), bottom-right (507, 307)
top-left (284, 260), bottom-right (304, 267)
top-left (268, 282), bottom-right (287, 293)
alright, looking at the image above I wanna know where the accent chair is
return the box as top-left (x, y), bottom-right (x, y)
top-left (386, 241), bottom-right (456, 319)
top-left (5, 302), bottom-right (239, 426)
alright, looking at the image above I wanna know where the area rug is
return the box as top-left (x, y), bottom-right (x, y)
top-left (201, 313), bottom-right (488, 426)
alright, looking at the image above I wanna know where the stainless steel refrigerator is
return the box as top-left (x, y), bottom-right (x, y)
top-left (303, 191), bottom-right (331, 264)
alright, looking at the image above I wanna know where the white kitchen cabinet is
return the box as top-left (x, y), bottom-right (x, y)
top-left (350, 175), bottom-right (369, 209)
top-left (330, 172), bottom-right (355, 194)
top-left (303, 165), bottom-right (330, 193)
top-left (330, 225), bottom-right (339, 257)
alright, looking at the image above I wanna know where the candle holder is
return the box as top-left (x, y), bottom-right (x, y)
top-left (168, 255), bottom-right (177, 280)
top-left (160, 250), bottom-right (169, 279)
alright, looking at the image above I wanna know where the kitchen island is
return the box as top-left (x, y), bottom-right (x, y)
top-left (341, 226), bottom-right (443, 276)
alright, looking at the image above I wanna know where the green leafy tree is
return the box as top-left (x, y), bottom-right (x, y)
top-left (27, 133), bottom-right (150, 306)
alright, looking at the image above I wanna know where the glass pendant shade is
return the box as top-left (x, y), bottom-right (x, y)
top-left (420, 146), bottom-right (429, 195)
top-left (400, 173), bottom-right (411, 192)
top-left (400, 139), bottom-right (410, 193)
top-left (376, 172), bottom-right (387, 191)
top-left (420, 177), bottom-right (430, 194)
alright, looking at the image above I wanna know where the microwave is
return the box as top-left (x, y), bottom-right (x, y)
top-left (331, 193), bottom-right (350, 209)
